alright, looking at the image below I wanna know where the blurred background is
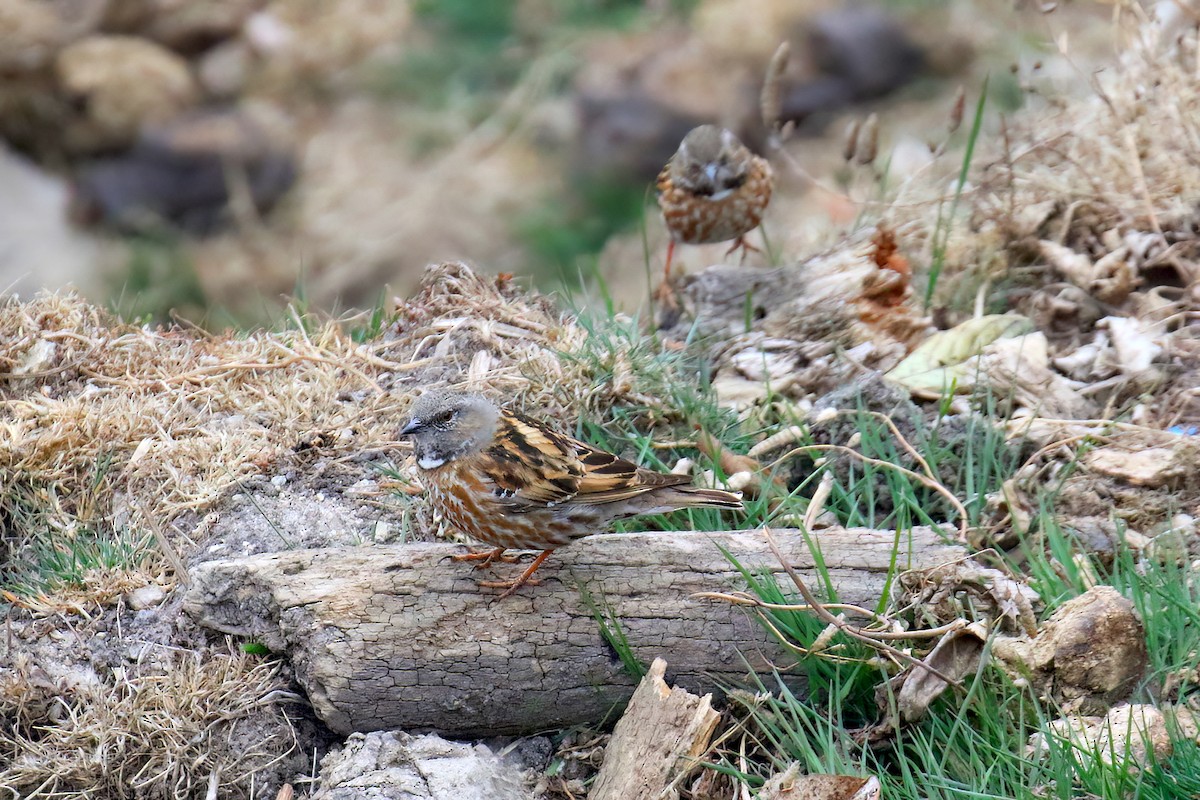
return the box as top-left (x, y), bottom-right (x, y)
top-left (0, 0), bottom-right (1114, 325)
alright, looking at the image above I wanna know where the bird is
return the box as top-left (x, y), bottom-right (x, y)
top-left (398, 391), bottom-right (743, 600)
top-left (656, 125), bottom-right (774, 291)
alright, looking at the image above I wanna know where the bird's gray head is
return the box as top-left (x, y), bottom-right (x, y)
top-left (670, 125), bottom-right (751, 198)
top-left (398, 391), bottom-right (500, 469)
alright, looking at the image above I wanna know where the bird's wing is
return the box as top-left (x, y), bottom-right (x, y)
top-left (476, 412), bottom-right (585, 510)
top-left (654, 162), bottom-right (673, 197)
top-left (571, 439), bottom-right (689, 505)
top-left (477, 411), bottom-right (686, 511)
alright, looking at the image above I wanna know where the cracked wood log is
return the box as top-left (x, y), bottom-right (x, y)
top-left (183, 527), bottom-right (964, 737)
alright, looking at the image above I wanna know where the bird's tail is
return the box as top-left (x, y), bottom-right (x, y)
top-left (666, 485), bottom-right (744, 510)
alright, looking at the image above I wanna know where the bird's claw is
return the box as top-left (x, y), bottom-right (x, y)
top-left (452, 547), bottom-right (521, 569)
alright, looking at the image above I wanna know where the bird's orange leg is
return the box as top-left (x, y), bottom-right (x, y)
top-left (480, 549), bottom-right (555, 600)
top-left (452, 546), bottom-right (520, 569)
top-left (654, 240), bottom-right (680, 310)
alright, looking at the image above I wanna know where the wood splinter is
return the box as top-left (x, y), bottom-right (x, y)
top-left (589, 657), bottom-right (720, 800)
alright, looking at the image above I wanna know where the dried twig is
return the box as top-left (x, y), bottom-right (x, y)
top-left (760, 527), bottom-right (965, 688)
top-left (766, 444), bottom-right (969, 542)
top-left (761, 42), bottom-right (790, 132)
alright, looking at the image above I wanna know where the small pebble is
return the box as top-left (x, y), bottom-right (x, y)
top-left (127, 585), bottom-right (166, 610)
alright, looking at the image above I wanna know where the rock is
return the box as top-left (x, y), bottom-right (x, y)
top-left (143, 0), bottom-right (264, 54)
top-left (72, 106), bottom-right (296, 233)
top-left (0, 0), bottom-right (106, 71)
top-left (1144, 514), bottom-right (1197, 566)
top-left (782, 7), bottom-right (926, 124)
top-left (197, 39), bottom-right (254, 98)
top-left (575, 91), bottom-right (703, 182)
top-left (1085, 444), bottom-right (1194, 488)
top-left (1059, 516), bottom-right (1122, 566)
top-left (101, 0), bottom-right (264, 54)
top-left (1030, 705), bottom-right (1172, 771)
top-left (311, 731), bottom-right (532, 800)
top-left (55, 35), bottom-right (200, 152)
top-left (569, 23), bottom-right (756, 183)
top-left (0, 143), bottom-right (107, 296)
top-left (126, 584), bottom-right (166, 610)
top-left (1029, 586), bottom-right (1148, 711)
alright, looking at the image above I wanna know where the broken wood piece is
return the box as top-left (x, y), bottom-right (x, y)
top-left (183, 527), bottom-right (965, 736)
top-left (588, 657), bottom-right (719, 800)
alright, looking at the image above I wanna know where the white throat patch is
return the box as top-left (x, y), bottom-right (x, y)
top-left (417, 455), bottom-right (446, 469)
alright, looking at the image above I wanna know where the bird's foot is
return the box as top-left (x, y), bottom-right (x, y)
top-left (655, 239), bottom-right (682, 312)
top-left (452, 547), bottom-right (520, 570)
top-left (725, 235), bottom-right (763, 264)
top-left (653, 278), bottom-right (680, 312)
top-left (479, 575), bottom-right (544, 597)
top-left (480, 549), bottom-right (554, 600)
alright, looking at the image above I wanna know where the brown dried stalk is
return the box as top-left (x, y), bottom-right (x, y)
top-left (761, 41), bottom-right (791, 132)
top-left (760, 527), bottom-right (964, 688)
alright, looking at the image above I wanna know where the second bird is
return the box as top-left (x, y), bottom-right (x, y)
top-left (656, 125), bottom-right (774, 283)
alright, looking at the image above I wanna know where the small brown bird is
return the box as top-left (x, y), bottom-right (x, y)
top-left (656, 125), bottom-right (774, 284)
top-left (399, 391), bottom-right (743, 599)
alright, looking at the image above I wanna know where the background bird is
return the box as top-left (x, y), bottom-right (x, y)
top-left (656, 124), bottom-right (774, 291)
top-left (399, 391), bottom-right (743, 599)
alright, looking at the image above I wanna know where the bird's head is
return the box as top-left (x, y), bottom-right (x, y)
top-left (669, 125), bottom-right (752, 199)
top-left (398, 391), bottom-right (500, 469)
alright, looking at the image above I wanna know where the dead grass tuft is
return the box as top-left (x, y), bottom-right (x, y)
top-left (380, 261), bottom-right (583, 405)
top-left (889, 15), bottom-right (1200, 307)
top-left (0, 290), bottom-right (412, 532)
top-left (378, 261), bottom-right (655, 422)
top-left (0, 649), bottom-right (301, 799)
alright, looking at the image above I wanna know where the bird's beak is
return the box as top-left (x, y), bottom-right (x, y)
top-left (704, 163), bottom-right (719, 183)
top-left (398, 417), bottom-right (422, 436)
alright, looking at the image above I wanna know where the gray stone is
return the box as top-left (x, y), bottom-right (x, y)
top-left (312, 731), bottom-right (532, 800)
top-left (0, 144), bottom-right (106, 296)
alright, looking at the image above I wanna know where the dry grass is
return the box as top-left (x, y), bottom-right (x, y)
top-left (1, 293), bottom-right (390, 527)
top-left (0, 649), bottom-right (302, 799)
top-left (0, 262), bottom-right (645, 797)
top-left (886, 7), bottom-right (1200, 306)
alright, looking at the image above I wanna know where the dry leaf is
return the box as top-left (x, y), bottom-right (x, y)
top-left (696, 428), bottom-right (785, 499)
top-left (884, 314), bottom-right (1034, 396)
top-left (1099, 316), bottom-right (1162, 377)
top-left (1039, 241), bottom-right (1139, 304)
top-left (897, 623), bottom-right (987, 723)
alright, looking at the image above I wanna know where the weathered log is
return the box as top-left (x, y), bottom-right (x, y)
top-left (183, 527), bottom-right (964, 737)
